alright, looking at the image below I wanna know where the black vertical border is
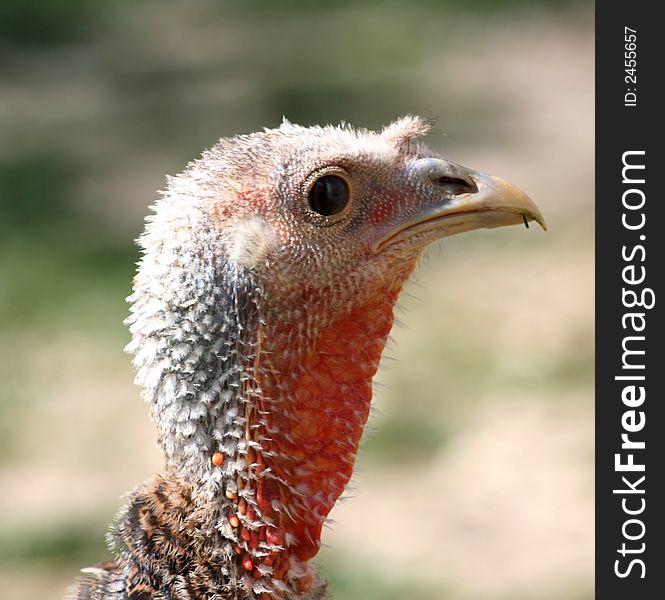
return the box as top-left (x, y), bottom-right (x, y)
top-left (596, 2), bottom-right (664, 598)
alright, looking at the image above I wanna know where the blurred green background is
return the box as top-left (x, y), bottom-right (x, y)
top-left (0, 1), bottom-right (593, 599)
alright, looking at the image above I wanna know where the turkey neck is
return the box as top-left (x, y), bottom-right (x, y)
top-left (254, 290), bottom-right (399, 556)
top-left (223, 261), bottom-right (414, 592)
top-left (128, 243), bottom-right (416, 593)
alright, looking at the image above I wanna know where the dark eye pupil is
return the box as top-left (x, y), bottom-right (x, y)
top-left (308, 175), bottom-right (350, 216)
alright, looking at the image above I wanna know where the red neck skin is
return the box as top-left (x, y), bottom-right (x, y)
top-left (233, 269), bottom-right (414, 594)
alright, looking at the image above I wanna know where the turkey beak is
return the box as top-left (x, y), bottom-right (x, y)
top-left (373, 158), bottom-right (546, 252)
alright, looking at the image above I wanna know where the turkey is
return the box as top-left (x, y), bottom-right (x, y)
top-left (66, 116), bottom-right (544, 600)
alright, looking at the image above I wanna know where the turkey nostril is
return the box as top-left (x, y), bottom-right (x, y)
top-left (433, 176), bottom-right (478, 196)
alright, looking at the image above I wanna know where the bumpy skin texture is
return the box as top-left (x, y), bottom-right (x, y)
top-left (66, 116), bottom-right (541, 600)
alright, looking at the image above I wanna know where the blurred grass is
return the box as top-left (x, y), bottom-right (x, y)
top-left (0, 153), bottom-right (78, 234)
top-left (0, 152), bottom-right (136, 331)
top-left (0, 1), bottom-right (593, 599)
top-left (0, 520), bottom-right (108, 567)
top-left (0, 0), bottom-right (121, 46)
top-left (362, 416), bottom-right (450, 465)
top-left (0, 239), bottom-right (135, 332)
top-left (0, 0), bottom-right (593, 49)
top-left (321, 556), bottom-right (443, 600)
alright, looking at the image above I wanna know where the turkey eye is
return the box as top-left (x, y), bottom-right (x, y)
top-left (308, 175), bottom-right (350, 216)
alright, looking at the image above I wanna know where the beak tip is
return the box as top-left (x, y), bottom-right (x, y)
top-left (531, 214), bottom-right (547, 232)
top-left (478, 174), bottom-right (545, 234)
